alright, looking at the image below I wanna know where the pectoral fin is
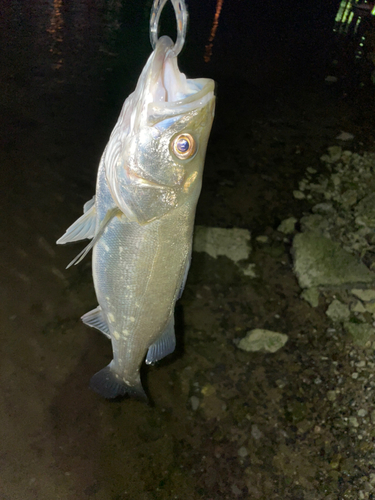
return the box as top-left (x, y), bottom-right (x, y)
top-left (57, 196), bottom-right (96, 244)
top-left (145, 316), bottom-right (176, 365)
top-left (81, 306), bottom-right (111, 339)
top-left (66, 207), bottom-right (121, 268)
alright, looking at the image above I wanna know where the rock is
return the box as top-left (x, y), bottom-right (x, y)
top-left (193, 226), bottom-right (251, 262)
top-left (251, 425), bottom-right (263, 440)
top-left (300, 214), bottom-right (329, 234)
top-left (320, 146), bottom-right (342, 163)
top-left (293, 190), bottom-right (305, 200)
top-left (293, 232), bottom-right (375, 289)
top-left (336, 131), bottom-right (354, 141)
top-left (349, 416), bottom-right (359, 428)
top-left (325, 75), bottom-right (338, 83)
top-left (190, 396), bottom-right (200, 411)
top-left (241, 263), bottom-right (257, 277)
top-left (312, 202), bottom-right (335, 215)
top-left (341, 189), bottom-right (357, 207)
top-left (355, 193), bottom-right (375, 228)
top-left (238, 446), bottom-right (248, 458)
top-left (238, 329), bottom-right (288, 353)
top-left (351, 301), bottom-right (366, 313)
top-left (301, 287), bottom-right (320, 307)
top-left (326, 300), bottom-right (350, 322)
top-left (277, 217), bottom-right (297, 234)
top-left (344, 322), bottom-right (375, 347)
top-left (351, 288), bottom-right (375, 302)
top-left (256, 235), bottom-right (268, 243)
top-left (365, 302), bottom-right (375, 314)
top-left (327, 390), bottom-right (337, 401)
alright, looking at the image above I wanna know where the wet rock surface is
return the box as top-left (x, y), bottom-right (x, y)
top-left (3, 2), bottom-right (375, 500)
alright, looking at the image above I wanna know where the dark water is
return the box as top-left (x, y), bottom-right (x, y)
top-left (3, 1), bottom-right (374, 499)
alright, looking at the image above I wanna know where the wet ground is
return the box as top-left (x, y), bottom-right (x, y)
top-left (2, 1), bottom-right (375, 499)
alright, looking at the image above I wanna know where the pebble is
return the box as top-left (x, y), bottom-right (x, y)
top-left (293, 190), bottom-right (305, 199)
top-left (238, 446), bottom-right (248, 458)
top-left (190, 396), bottom-right (200, 411)
top-left (327, 390), bottom-right (336, 401)
top-left (358, 409), bottom-right (367, 417)
top-left (349, 416), bottom-right (359, 428)
top-left (251, 424), bottom-right (263, 440)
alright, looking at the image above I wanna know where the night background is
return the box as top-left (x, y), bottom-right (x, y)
top-left (2, 0), bottom-right (375, 499)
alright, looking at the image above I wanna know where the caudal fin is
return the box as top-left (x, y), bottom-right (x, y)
top-left (89, 363), bottom-right (148, 402)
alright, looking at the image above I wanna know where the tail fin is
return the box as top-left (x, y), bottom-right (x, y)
top-left (89, 363), bottom-right (148, 402)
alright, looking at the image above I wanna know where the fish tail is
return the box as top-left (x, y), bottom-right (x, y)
top-left (89, 363), bottom-right (148, 402)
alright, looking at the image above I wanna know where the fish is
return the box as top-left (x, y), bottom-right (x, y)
top-left (57, 0), bottom-right (215, 400)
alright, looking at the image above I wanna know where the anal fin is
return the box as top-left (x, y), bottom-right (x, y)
top-left (145, 316), bottom-right (176, 365)
top-left (81, 306), bottom-right (111, 339)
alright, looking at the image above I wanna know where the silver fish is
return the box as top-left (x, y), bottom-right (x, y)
top-left (57, 0), bottom-right (215, 400)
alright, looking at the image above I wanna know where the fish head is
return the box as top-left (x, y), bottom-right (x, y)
top-left (105, 36), bottom-right (215, 224)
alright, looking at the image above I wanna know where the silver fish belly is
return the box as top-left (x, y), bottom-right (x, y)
top-left (57, 33), bottom-right (215, 400)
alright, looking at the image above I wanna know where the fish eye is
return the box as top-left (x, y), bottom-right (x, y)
top-left (171, 133), bottom-right (196, 160)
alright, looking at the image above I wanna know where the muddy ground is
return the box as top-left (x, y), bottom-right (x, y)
top-left (2, 2), bottom-right (375, 500)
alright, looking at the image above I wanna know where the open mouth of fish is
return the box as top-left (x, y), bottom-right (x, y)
top-left (146, 35), bottom-right (215, 125)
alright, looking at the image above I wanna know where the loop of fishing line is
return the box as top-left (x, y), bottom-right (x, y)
top-left (150, 0), bottom-right (188, 56)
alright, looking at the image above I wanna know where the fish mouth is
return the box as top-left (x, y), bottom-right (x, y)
top-left (146, 36), bottom-right (215, 125)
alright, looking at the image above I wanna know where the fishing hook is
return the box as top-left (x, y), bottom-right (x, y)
top-left (150, 0), bottom-right (188, 56)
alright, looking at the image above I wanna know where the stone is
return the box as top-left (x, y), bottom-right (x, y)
top-left (341, 189), bottom-right (357, 207)
top-left (344, 322), bottom-right (375, 347)
top-left (193, 226), bottom-right (251, 262)
top-left (351, 289), bottom-right (375, 302)
top-left (293, 190), bottom-right (305, 200)
top-left (301, 287), bottom-right (320, 307)
top-left (365, 302), bottom-right (375, 314)
top-left (326, 300), bottom-right (350, 322)
top-left (238, 329), bottom-right (288, 353)
top-left (348, 416), bottom-right (359, 428)
top-left (293, 232), bottom-right (375, 289)
top-left (238, 446), bottom-right (248, 458)
top-left (355, 193), bottom-right (375, 228)
top-left (327, 390), bottom-right (337, 401)
top-left (336, 131), bottom-right (354, 141)
top-left (351, 301), bottom-right (366, 313)
top-left (300, 214), bottom-right (329, 234)
top-left (190, 396), bottom-right (200, 411)
top-left (277, 217), bottom-right (297, 234)
top-left (320, 146), bottom-right (342, 163)
top-left (241, 263), bottom-right (257, 277)
top-left (312, 202), bottom-right (335, 214)
top-left (251, 424), bottom-right (263, 440)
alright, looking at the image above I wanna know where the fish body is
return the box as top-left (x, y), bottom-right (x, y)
top-left (58, 35), bottom-right (215, 399)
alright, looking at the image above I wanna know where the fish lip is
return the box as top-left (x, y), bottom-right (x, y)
top-left (147, 36), bottom-right (215, 125)
top-left (148, 80), bottom-right (215, 126)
